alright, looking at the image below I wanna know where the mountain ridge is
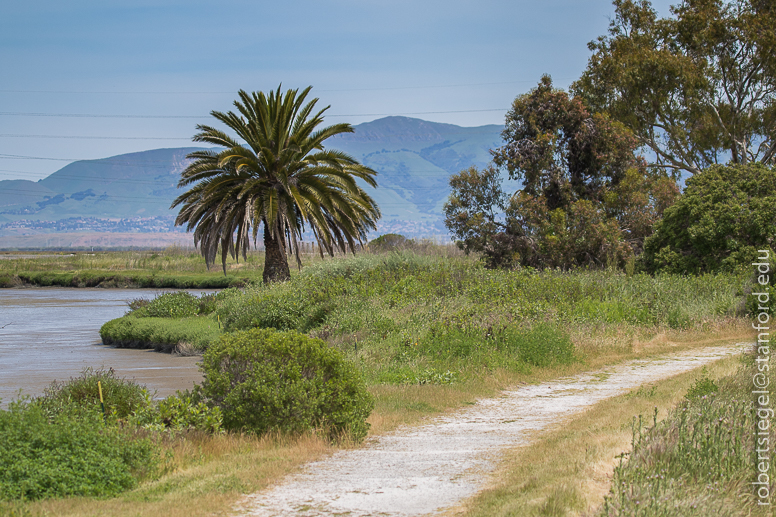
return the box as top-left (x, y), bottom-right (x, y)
top-left (0, 117), bottom-right (505, 239)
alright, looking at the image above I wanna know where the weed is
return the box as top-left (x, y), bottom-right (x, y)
top-left (35, 366), bottom-right (151, 420)
top-left (599, 362), bottom-right (775, 516)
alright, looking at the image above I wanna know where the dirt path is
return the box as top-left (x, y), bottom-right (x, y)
top-left (237, 343), bottom-right (748, 517)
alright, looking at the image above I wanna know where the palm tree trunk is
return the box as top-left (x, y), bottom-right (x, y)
top-left (262, 224), bottom-right (291, 283)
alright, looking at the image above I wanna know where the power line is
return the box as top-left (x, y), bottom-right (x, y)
top-left (0, 108), bottom-right (507, 120)
top-left (0, 124), bottom-right (504, 143)
top-left (0, 79), bottom-right (570, 96)
top-left (0, 134), bottom-right (191, 140)
top-left (0, 112), bottom-right (203, 119)
top-left (329, 109), bottom-right (505, 118)
top-left (0, 153), bottom-right (202, 163)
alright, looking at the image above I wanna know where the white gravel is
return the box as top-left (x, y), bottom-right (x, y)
top-left (237, 343), bottom-right (749, 517)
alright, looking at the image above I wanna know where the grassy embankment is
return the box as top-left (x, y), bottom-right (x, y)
top-left (0, 248), bottom-right (268, 288)
top-left (5, 248), bottom-right (758, 516)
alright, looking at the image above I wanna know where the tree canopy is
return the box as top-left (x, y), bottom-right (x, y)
top-left (641, 162), bottom-right (776, 273)
top-left (493, 75), bottom-right (641, 210)
top-left (173, 86), bottom-right (380, 282)
top-left (445, 78), bottom-right (678, 269)
top-left (574, 0), bottom-right (776, 176)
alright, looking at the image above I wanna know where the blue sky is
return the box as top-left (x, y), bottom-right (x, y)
top-left (0, 0), bottom-right (673, 181)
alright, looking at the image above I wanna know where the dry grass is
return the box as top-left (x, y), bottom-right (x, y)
top-left (442, 353), bottom-right (746, 517)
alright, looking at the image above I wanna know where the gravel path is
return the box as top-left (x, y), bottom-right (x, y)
top-left (238, 343), bottom-right (749, 517)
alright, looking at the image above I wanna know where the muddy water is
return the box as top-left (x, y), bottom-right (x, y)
top-left (0, 288), bottom-right (213, 404)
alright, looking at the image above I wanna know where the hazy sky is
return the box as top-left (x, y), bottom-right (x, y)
top-left (0, 0), bottom-right (673, 181)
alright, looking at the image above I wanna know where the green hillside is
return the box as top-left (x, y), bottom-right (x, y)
top-left (0, 117), bottom-right (505, 237)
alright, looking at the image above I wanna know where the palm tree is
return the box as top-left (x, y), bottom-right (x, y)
top-left (172, 86), bottom-right (381, 283)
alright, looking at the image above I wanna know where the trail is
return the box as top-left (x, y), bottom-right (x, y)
top-left (238, 343), bottom-right (748, 517)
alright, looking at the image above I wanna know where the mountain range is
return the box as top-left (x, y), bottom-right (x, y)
top-left (0, 116), bottom-right (506, 241)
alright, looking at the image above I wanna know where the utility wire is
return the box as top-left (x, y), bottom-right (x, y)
top-left (0, 79), bottom-right (570, 95)
top-left (0, 134), bottom-right (191, 140)
top-left (0, 108), bottom-right (507, 119)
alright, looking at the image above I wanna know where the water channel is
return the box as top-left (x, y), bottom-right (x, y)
top-left (0, 288), bottom-right (211, 404)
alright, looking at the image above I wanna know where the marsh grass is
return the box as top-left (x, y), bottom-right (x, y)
top-left (100, 316), bottom-right (220, 352)
top-left (207, 251), bottom-right (750, 387)
top-left (0, 247), bottom-right (267, 287)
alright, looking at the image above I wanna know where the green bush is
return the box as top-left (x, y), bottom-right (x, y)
top-left (0, 399), bottom-right (157, 500)
top-left (35, 367), bottom-right (151, 420)
top-left (134, 291), bottom-right (200, 318)
top-left (129, 391), bottom-right (223, 433)
top-left (216, 279), bottom-right (335, 332)
top-left (200, 328), bottom-right (374, 441)
top-left (100, 316), bottom-right (221, 352)
top-left (642, 163), bottom-right (776, 274)
top-left (685, 370), bottom-right (719, 400)
top-left (368, 233), bottom-right (410, 251)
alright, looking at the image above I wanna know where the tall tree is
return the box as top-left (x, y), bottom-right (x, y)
top-left (172, 86), bottom-right (381, 283)
top-left (574, 0), bottom-right (776, 176)
top-left (492, 75), bottom-right (641, 210)
top-left (445, 77), bottom-right (678, 269)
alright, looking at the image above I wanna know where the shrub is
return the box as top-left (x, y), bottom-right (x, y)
top-left (0, 399), bottom-right (157, 500)
top-left (136, 291), bottom-right (200, 318)
top-left (642, 163), bottom-right (776, 274)
top-left (129, 391), bottom-right (223, 433)
top-left (368, 233), bottom-right (410, 251)
top-left (197, 292), bottom-right (219, 315)
top-left (200, 328), bottom-right (374, 441)
top-left (100, 316), bottom-right (221, 352)
top-left (685, 370), bottom-right (719, 400)
top-left (35, 367), bottom-right (151, 420)
top-left (126, 297), bottom-right (150, 314)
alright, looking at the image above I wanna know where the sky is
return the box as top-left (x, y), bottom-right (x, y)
top-left (0, 0), bottom-right (674, 182)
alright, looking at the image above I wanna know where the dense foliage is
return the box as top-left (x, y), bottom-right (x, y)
top-left (0, 391), bottom-right (158, 501)
top-left (129, 391), bottom-right (223, 433)
top-left (642, 163), bottom-right (776, 273)
top-left (0, 367), bottom-right (230, 502)
top-left (493, 75), bottom-right (642, 211)
top-left (126, 291), bottom-right (224, 318)
top-left (445, 76), bottom-right (679, 270)
top-left (101, 252), bottom-right (748, 389)
top-left (368, 233), bottom-right (411, 251)
top-left (35, 367), bottom-right (151, 420)
top-left (200, 328), bottom-right (374, 440)
top-left (100, 315), bottom-right (220, 352)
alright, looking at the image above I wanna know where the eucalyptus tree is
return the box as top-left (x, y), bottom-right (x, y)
top-left (574, 0), bottom-right (776, 176)
top-left (172, 86), bottom-right (381, 283)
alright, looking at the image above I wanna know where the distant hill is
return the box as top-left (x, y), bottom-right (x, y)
top-left (0, 147), bottom-right (199, 221)
top-left (0, 117), bottom-right (505, 240)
